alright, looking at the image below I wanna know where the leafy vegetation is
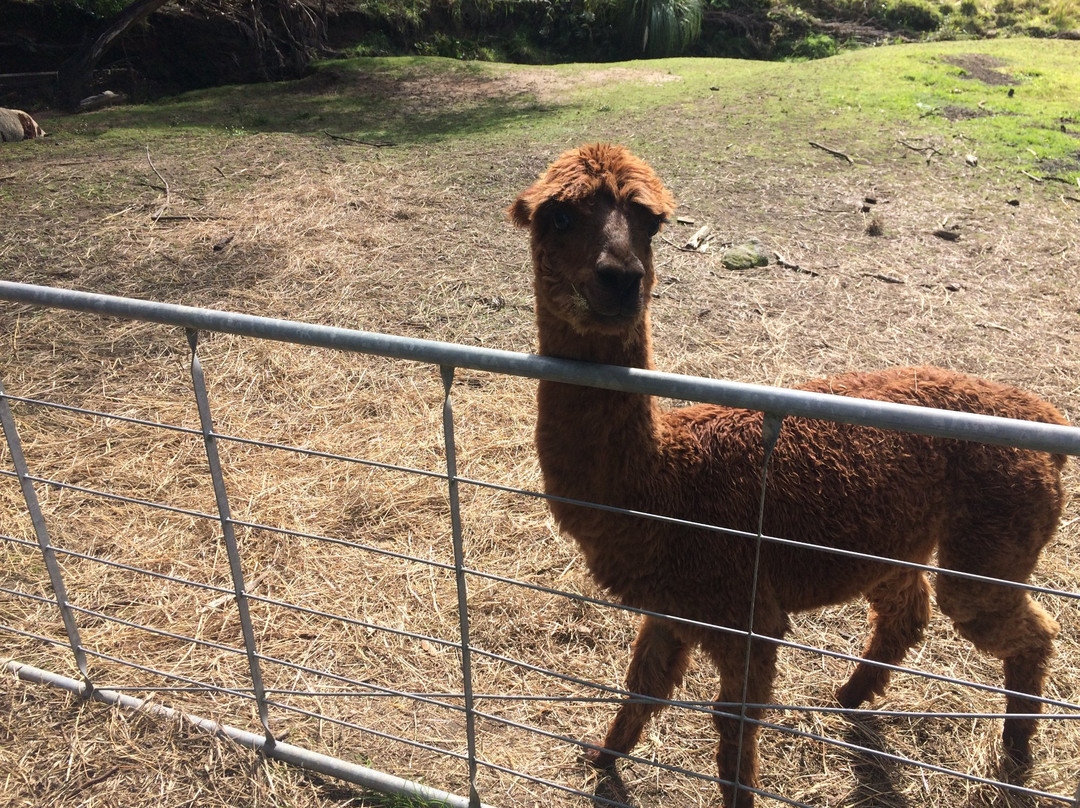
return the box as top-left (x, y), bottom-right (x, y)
top-left (329, 0), bottom-right (1080, 61)
top-left (16, 0), bottom-right (1080, 76)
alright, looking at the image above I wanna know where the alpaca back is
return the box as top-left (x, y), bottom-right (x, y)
top-left (724, 367), bottom-right (1068, 613)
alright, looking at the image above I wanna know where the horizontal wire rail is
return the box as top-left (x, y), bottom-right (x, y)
top-left (6, 459), bottom-right (1079, 719)
top-left (5, 448), bottom-right (1079, 716)
top-left (6, 413), bottom-right (1080, 605)
top-left (2, 281), bottom-right (1080, 808)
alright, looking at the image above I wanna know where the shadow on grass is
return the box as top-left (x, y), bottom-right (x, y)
top-left (66, 57), bottom-right (570, 145)
top-left (840, 713), bottom-right (1043, 808)
top-left (840, 713), bottom-right (913, 808)
top-left (590, 765), bottom-right (637, 808)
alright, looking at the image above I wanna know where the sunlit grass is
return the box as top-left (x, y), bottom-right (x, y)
top-left (39, 39), bottom-right (1080, 182)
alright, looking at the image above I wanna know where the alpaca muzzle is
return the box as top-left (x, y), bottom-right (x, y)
top-left (589, 264), bottom-right (644, 319)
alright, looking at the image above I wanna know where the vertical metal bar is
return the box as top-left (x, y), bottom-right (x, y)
top-left (733, 412), bottom-right (784, 804)
top-left (186, 329), bottom-right (274, 745)
top-left (439, 365), bottom-right (481, 808)
top-left (0, 376), bottom-right (91, 687)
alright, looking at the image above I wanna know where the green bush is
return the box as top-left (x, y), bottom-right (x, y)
top-left (884, 0), bottom-right (945, 29)
top-left (350, 31), bottom-right (397, 57)
top-left (414, 31), bottom-right (496, 59)
top-left (790, 32), bottom-right (838, 57)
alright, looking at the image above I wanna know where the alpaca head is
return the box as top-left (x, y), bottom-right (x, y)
top-left (510, 144), bottom-right (676, 337)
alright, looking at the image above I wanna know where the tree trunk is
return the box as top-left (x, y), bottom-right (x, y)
top-left (57, 0), bottom-right (174, 111)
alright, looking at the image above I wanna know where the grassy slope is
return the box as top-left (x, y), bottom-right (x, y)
top-left (56, 39), bottom-right (1080, 180)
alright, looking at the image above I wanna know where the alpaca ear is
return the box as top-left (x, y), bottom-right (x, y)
top-left (508, 195), bottom-right (536, 228)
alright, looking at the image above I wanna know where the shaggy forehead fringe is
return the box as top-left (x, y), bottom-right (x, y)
top-left (512, 143), bottom-right (676, 224)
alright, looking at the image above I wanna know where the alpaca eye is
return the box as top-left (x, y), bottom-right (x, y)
top-left (551, 207), bottom-right (572, 232)
top-left (649, 216), bottom-right (664, 237)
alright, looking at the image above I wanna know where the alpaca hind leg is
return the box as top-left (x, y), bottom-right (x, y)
top-left (837, 570), bottom-right (932, 708)
top-left (586, 615), bottom-right (691, 768)
top-left (936, 573), bottom-right (1059, 763)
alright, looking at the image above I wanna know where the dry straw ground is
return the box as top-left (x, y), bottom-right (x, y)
top-left (1, 46), bottom-right (1079, 808)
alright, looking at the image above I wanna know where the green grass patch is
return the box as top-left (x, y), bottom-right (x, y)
top-left (44, 39), bottom-right (1080, 181)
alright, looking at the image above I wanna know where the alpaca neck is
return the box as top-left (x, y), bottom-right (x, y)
top-left (534, 311), bottom-right (678, 602)
top-left (535, 310), bottom-right (662, 507)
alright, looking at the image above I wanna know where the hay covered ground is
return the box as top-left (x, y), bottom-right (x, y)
top-left (1, 39), bottom-right (1079, 808)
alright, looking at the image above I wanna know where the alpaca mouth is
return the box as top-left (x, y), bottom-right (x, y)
top-left (584, 282), bottom-right (644, 321)
top-left (592, 300), bottom-right (642, 321)
top-left (585, 292), bottom-right (643, 323)
top-left (566, 283), bottom-right (641, 325)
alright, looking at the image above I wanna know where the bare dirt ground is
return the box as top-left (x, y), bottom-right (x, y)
top-left (1, 53), bottom-right (1079, 808)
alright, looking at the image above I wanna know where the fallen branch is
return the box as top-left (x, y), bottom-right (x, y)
top-left (323, 131), bottom-right (394, 148)
top-left (809, 141), bottom-right (854, 164)
top-left (70, 766), bottom-right (120, 795)
top-left (861, 272), bottom-right (904, 284)
top-left (683, 224), bottom-right (714, 251)
top-left (1020, 169), bottom-right (1076, 185)
top-left (976, 321), bottom-right (1014, 334)
top-left (774, 252), bottom-right (820, 277)
top-left (152, 214), bottom-right (222, 222)
top-left (896, 139), bottom-right (942, 164)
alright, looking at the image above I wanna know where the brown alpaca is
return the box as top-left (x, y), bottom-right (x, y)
top-left (510, 143), bottom-right (1068, 808)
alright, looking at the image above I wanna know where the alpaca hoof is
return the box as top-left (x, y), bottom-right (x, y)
top-left (723, 783), bottom-right (757, 808)
top-left (835, 682), bottom-right (869, 710)
top-left (583, 746), bottom-right (618, 770)
top-left (1001, 728), bottom-right (1033, 768)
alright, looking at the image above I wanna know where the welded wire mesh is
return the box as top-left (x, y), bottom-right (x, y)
top-left (1, 282), bottom-right (1079, 808)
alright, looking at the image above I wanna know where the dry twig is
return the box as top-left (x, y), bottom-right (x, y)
top-left (896, 139), bottom-right (942, 164)
top-left (861, 272), bottom-right (905, 284)
top-left (323, 131), bottom-right (394, 148)
top-left (774, 252), bottom-right (820, 277)
top-left (145, 145), bottom-right (170, 222)
top-left (809, 141), bottom-right (854, 164)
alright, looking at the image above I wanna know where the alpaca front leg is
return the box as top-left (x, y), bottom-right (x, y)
top-left (708, 634), bottom-right (781, 808)
top-left (586, 615), bottom-right (691, 768)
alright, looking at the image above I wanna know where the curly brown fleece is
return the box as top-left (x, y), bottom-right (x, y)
top-left (511, 143), bottom-right (1068, 808)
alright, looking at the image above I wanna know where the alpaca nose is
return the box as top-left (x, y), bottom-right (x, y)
top-left (595, 263), bottom-right (644, 301)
